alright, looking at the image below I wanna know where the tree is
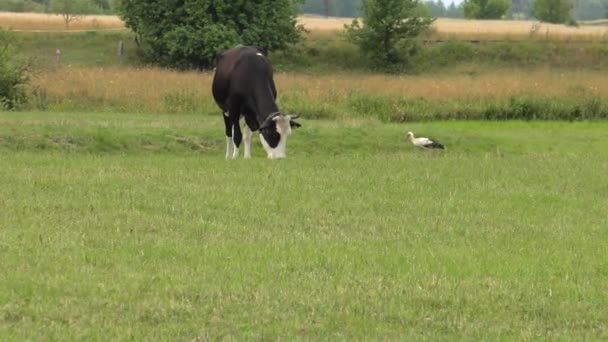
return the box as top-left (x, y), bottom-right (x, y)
top-left (323, 0), bottom-right (331, 16)
top-left (301, 0), bottom-right (361, 16)
top-left (49, 0), bottom-right (92, 29)
top-left (533, 0), bottom-right (571, 22)
top-left (426, 0), bottom-right (448, 17)
top-left (0, 30), bottom-right (28, 109)
top-left (345, 0), bottom-right (435, 71)
top-left (508, 0), bottom-right (533, 19)
top-left (575, 0), bottom-right (607, 20)
top-left (463, 0), bottom-right (510, 18)
top-left (119, 0), bottom-right (303, 69)
top-left (92, 0), bottom-right (111, 11)
top-left (446, 1), bottom-right (464, 17)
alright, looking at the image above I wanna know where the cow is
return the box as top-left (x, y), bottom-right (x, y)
top-left (212, 45), bottom-right (301, 160)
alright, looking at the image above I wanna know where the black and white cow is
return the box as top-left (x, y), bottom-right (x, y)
top-left (212, 45), bottom-right (301, 159)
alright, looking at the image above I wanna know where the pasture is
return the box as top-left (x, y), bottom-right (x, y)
top-left (1, 112), bottom-right (608, 339)
top-left (2, 11), bottom-right (608, 340)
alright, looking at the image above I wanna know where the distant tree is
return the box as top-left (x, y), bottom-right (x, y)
top-left (426, 0), bottom-right (448, 17)
top-left (508, 0), bottom-right (533, 19)
top-left (301, 0), bottom-right (361, 17)
top-left (119, 0), bottom-right (303, 68)
top-left (92, 0), bottom-right (111, 11)
top-left (0, 0), bottom-right (46, 12)
top-left (49, 0), bottom-right (92, 29)
top-left (336, 0), bottom-right (362, 16)
top-left (574, 0), bottom-right (608, 20)
top-left (323, 0), bottom-right (331, 16)
top-left (446, 1), bottom-right (464, 17)
top-left (345, 0), bottom-right (435, 71)
top-left (463, 0), bottom-right (510, 18)
top-left (533, 0), bottom-right (571, 22)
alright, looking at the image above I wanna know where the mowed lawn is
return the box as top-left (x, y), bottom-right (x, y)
top-left (1, 112), bottom-right (608, 339)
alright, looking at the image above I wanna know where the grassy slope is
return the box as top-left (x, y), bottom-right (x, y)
top-left (12, 29), bottom-right (608, 72)
top-left (15, 31), bottom-right (138, 68)
top-left (1, 112), bottom-right (608, 339)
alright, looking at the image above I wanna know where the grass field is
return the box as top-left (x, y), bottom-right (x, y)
top-left (1, 111), bottom-right (608, 339)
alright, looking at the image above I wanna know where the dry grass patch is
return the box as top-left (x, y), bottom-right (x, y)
top-left (0, 11), bottom-right (125, 31)
top-left (298, 15), bottom-right (353, 31)
top-left (3, 12), bottom-right (607, 41)
top-left (298, 15), bottom-right (608, 41)
top-left (30, 66), bottom-right (608, 114)
top-left (432, 18), bottom-right (608, 41)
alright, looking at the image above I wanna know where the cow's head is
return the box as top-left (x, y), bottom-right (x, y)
top-left (259, 113), bottom-right (301, 159)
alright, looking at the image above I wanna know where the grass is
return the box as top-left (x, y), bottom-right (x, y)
top-left (1, 111), bottom-right (608, 339)
top-left (11, 27), bottom-right (608, 73)
top-left (15, 31), bottom-right (138, 68)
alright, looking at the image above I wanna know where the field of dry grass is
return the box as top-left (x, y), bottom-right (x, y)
top-left (301, 15), bottom-right (608, 41)
top-left (430, 18), bottom-right (608, 41)
top-left (0, 11), bottom-right (125, 31)
top-left (2, 12), bottom-right (608, 41)
top-left (30, 66), bottom-right (608, 115)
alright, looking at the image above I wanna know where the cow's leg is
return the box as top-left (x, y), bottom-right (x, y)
top-left (232, 121), bottom-right (242, 159)
top-left (243, 125), bottom-right (252, 159)
top-left (223, 113), bottom-right (234, 159)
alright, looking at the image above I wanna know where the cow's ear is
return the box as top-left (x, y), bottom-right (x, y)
top-left (290, 121), bottom-right (301, 128)
top-left (253, 46), bottom-right (267, 56)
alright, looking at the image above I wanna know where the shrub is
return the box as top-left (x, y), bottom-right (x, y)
top-left (463, 0), bottom-right (510, 19)
top-left (345, 0), bottom-right (434, 72)
top-left (0, 30), bottom-right (28, 110)
top-left (118, 0), bottom-right (303, 68)
top-left (533, 0), bottom-right (571, 24)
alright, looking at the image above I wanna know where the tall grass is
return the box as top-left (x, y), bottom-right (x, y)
top-left (429, 18), bottom-right (608, 42)
top-left (0, 12), bottom-right (125, 31)
top-left (28, 66), bottom-right (608, 121)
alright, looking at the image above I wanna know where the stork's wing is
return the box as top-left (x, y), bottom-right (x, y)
top-left (416, 137), bottom-right (433, 146)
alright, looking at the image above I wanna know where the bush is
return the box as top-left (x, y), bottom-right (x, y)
top-left (345, 0), bottom-right (434, 72)
top-left (0, 30), bottom-right (28, 110)
top-left (463, 0), bottom-right (510, 19)
top-left (533, 0), bottom-right (571, 23)
top-left (118, 0), bottom-right (303, 68)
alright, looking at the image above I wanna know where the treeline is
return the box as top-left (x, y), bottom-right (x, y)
top-left (0, 0), bottom-right (115, 14)
top-left (0, 0), bottom-right (605, 21)
top-left (508, 0), bottom-right (608, 20)
top-left (299, 0), bottom-right (607, 21)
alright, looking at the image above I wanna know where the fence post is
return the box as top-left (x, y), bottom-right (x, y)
top-left (55, 49), bottom-right (61, 65)
top-left (117, 41), bottom-right (124, 57)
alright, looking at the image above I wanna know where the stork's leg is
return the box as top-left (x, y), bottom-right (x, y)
top-left (223, 113), bottom-right (234, 160)
top-left (243, 125), bottom-right (252, 159)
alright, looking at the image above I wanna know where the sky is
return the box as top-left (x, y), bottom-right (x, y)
top-left (438, 0), bottom-right (464, 5)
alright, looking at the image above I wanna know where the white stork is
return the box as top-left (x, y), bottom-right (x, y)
top-left (406, 132), bottom-right (446, 150)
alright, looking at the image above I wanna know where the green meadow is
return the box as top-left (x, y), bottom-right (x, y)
top-left (1, 112), bottom-right (607, 339)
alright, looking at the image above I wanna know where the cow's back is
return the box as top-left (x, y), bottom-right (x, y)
top-left (212, 46), bottom-right (270, 111)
